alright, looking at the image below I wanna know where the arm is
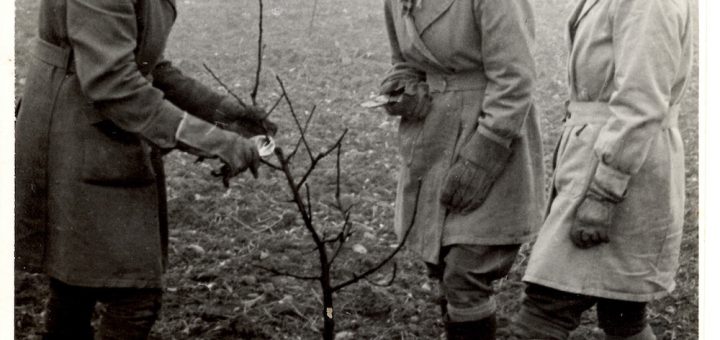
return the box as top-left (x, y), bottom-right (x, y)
top-left (67, 0), bottom-right (182, 148)
top-left (382, 0), bottom-right (425, 89)
top-left (67, 0), bottom-right (259, 178)
top-left (440, 0), bottom-right (536, 213)
top-left (152, 59), bottom-right (226, 123)
top-left (590, 0), bottom-right (686, 201)
top-left (475, 0), bottom-right (536, 148)
top-left (152, 59), bottom-right (276, 137)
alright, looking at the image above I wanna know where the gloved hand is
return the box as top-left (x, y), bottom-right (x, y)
top-left (379, 73), bottom-right (431, 120)
top-left (440, 132), bottom-right (512, 214)
top-left (569, 185), bottom-right (616, 249)
top-left (175, 113), bottom-right (260, 186)
top-left (215, 96), bottom-right (278, 137)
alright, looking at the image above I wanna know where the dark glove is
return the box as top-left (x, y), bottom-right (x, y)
top-left (215, 97), bottom-right (278, 137)
top-left (569, 185), bottom-right (617, 249)
top-left (379, 73), bottom-right (431, 120)
top-left (440, 132), bottom-right (512, 214)
top-left (175, 113), bottom-right (260, 185)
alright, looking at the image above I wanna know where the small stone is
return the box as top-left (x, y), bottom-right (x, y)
top-left (420, 282), bottom-right (432, 292)
top-left (336, 331), bottom-right (355, 340)
top-left (186, 244), bottom-right (205, 255)
top-left (352, 244), bottom-right (368, 255)
top-left (261, 282), bottom-right (275, 293)
top-left (239, 275), bottom-right (258, 285)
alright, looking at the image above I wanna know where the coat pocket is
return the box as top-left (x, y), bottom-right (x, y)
top-left (81, 120), bottom-right (156, 186)
top-left (553, 123), bottom-right (602, 197)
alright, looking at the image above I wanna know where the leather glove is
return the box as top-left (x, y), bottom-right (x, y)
top-left (569, 178), bottom-right (621, 249)
top-left (215, 96), bottom-right (278, 137)
top-left (175, 113), bottom-right (260, 185)
top-left (440, 132), bottom-right (512, 214)
top-left (379, 73), bottom-right (431, 120)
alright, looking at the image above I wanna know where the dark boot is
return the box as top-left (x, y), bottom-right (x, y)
top-left (446, 315), bottom-right (497, 340)
top-left (605, 326), bottom-right (657, 340)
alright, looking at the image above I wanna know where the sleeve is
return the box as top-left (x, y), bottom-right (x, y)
top-left (476, 0), bottom-right (537, 147)
top-left (383, 0), bottom-right (424, 82)
top-left (590, 0), bottom-right (685, 200)
top-left (66, 0), bottom-right (183, 148)
top-left (152, 59), bottom-right (228, 122)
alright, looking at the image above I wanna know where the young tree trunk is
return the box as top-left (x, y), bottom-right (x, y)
top-left (321, 260), bottom-right (335, 340)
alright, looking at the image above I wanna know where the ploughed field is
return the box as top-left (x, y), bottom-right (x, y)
top-left (14, 0), bottom-right (699, 339)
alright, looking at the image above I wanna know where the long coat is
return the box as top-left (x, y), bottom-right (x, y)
top-left (16, 0), bottom-right (236, 288)
top-left (523, 0), bottom-right (694, 301)
top-left (384, 0), bottom-right (546, 264)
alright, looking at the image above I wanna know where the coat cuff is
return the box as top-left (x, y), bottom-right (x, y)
top-left (459, 130), bottom-right (512, 173)
top-left (590, 161), bottom-right (631, 202)
top-left (139, 101), bottom-right (185, 149)
top-left (476, 123), bottom-right (513, 149)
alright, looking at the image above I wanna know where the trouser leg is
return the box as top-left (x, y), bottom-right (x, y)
top-left (43, 278), bottom-right (97, 340)
top-left (512, 283), bottom-right (596, 340)
top-left (439, 244), bottom-right (520, 339)
top-left (96, 287), bottom-right (163, 340)
top-left (597, 300), bottom-right (655, 340)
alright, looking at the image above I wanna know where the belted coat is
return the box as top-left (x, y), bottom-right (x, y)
top-left (384, 0), bottom-right (546, 264)
top-left (523, 0), bottom-right (694, 301)
top-left (15, 0), bottom-right (239, 288)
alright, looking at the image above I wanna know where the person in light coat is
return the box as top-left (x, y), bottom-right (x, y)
top-left (512, 0), bottom-right (694, 339)
top-left (15, 0), bottom-right (276, 338)
top-left (378, 0), bottom-right (545, 338)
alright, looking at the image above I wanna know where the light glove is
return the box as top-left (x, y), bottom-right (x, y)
top-left (175, 113), bottom-right (260, 186)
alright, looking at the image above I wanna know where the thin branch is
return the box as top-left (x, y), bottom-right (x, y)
top-left (327, 210), bottom-right (353, 266)
top-left (364, 263), bottom-right (398, 288)
top-left (289, 104), bottom-right (318, 159)
top-left (251, 0), bottom-right (264, 105)
top-left (253, 264), bottom-right (320, 281)
top-left (203, 63), bottom-right (248, 109)
top-left (276, 75), bottom-right (313, 160)
top-left (297, 129), bottom-right (348, 189)
top-left (267, 93), bottom-right (286, 115)
top-left (305, 183), bottom-right (313, 225)
top-left (332, 180), bottom-right (423, 293)
top-left (308, 0), bottom-right (319, 36)
top-left (274, 147), bottom-right (324, 248)
top-left (334, 139), bottom-right (343, 211)
top-left (260, 158), bottom-right (283, 171)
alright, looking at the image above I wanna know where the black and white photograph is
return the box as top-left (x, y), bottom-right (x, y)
top-left (5, 0), bottom-right (718, 339)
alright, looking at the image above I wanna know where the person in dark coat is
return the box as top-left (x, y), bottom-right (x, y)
top-left (14, 0), bottom-right (276, 338)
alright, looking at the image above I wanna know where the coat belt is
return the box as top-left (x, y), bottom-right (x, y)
top-left (426, 71), bottom-right (486, 92)
top-left (564, 101), bottom-right (679, 129)
top-left (31, 37), bottom-right (74, 71)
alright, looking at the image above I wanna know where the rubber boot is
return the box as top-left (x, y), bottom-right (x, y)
top-left (446, 315), bottom-right (497, 340)
top-left (605, 325), bottom-right (657, 340)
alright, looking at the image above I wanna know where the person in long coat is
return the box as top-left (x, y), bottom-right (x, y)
top-left (378, 0), bottom-right (545, 337)
top-left (512, 0), bottom-right (694, 339)
top-left (15, 0), bottom-right (276, 338)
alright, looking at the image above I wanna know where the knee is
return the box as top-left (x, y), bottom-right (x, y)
top-left (98, 289), bottom-right (163, 340)
top-left (511, 284), bottom-right (592, 340)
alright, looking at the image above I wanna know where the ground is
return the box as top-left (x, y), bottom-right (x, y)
top-left (13, 0), bottom-right (699, 339)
